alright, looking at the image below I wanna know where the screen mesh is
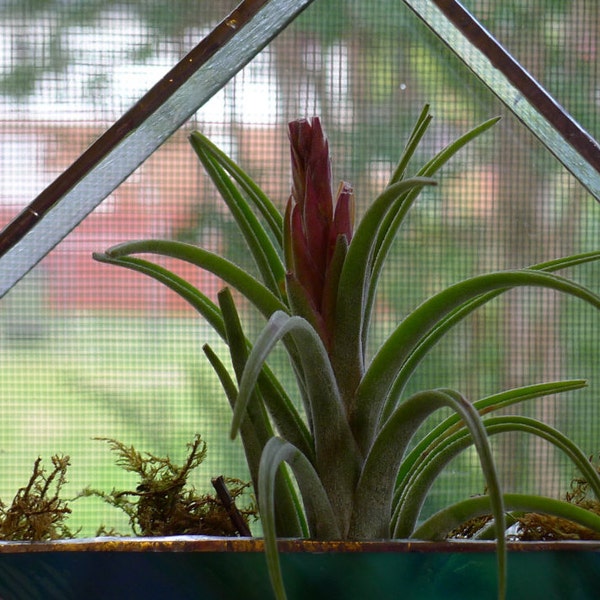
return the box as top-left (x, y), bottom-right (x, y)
top-left (0, 0), bottom-right (599, 535)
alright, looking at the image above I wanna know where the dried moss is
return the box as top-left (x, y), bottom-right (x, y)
top-left (515, 509), bottom-right (600, 541)
top-left (448, 514), bottom-right (493, 540)
top-left (0, 455), bottom-right (73, 541)
top-left (82, 434), bottom-right (256, 537)
top-left (449, 459), bottom-right (600, 541)
top-left (515, 464), bottom-right (600, 541)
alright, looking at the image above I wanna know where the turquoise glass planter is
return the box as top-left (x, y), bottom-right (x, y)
top-left (0, 538), bottom-right (598, 599)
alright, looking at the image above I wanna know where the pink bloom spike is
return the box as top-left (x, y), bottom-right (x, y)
top-left (285, 117), bottom-right (355, 348)
top-left (290, 202), bottom-right (322, 309)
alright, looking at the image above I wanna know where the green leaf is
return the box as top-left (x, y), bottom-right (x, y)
top-left (255, 367), bottom-right (315, 463)
top-left (395, 380), bottom-right (588, 492)
top-left (219, 289), bottom-right (277, 451)
top-left (189, 131), bottom-right (284, 245)
top-left (218, 288), bottom-right (314, 461)
top-left (393, 413), bottom-right (600, 537)
top-left (100, 243), bottom-right (309, 442)
top-left (384, 251), bottom-right (600, 410)
top-left (532, 249), bottom-right (600, 272)
top-left (351, 387), bottom-right (506, 600)
top-left (362, 116), bottom-right (501, 353)
top-left (99, 239), bottom-right (287, 319)
top-left (231, 311), bottom-right (362, 535)
top-left (355, 269), bottom-right (600, 452)
top-left (417, 117), bottom-right (501, 179)
top-left (202, 343), bottom-right (265, 485)
top-left (331, 176), bottom-right (437, 404)
top-left (93, 253), bottom-right (225, 337)
top-left (259, 437), bottom-right (341, 600)
top-left (387, 104), bottom-right (433, 185)
top-left (204, 294), bottom-right (309, 540)
top-left (259, 437), bottom-right (341, 539)
top-left (189, 134), bottom-right (285, 296)
top-left (413, 493), bottom-right (600, 540)
top-left (350, 389), bottom-right (505, 544)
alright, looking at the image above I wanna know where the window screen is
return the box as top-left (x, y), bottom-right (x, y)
top-left (0, 0), bottom-right (599, 535)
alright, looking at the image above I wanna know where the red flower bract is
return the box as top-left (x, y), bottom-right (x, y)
top-left (284, 117), bottom-right (354, 347)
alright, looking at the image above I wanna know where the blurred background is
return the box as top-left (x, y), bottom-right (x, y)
top-left (0, 0), bottom-right (599, 535)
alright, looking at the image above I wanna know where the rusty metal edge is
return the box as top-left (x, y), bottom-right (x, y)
top-left (0, 537), bottom-right (599, 554)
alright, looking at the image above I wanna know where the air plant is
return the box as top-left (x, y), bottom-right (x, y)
top-left (94, 106), bottom-right (600, 600)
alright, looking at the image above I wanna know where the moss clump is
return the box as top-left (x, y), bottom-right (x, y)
top-left (514, 509), bottom-right (600, 541)
top-left (83, 434), bottom-right (256, 537)
top-left (515, 465), bottom-right (600, 541)
top-left (0, 455), bottom-right (73, 541)
top-left (449, 460), bottom-right (600, 541)
top-left (447, 514), bottom-right (493, 540)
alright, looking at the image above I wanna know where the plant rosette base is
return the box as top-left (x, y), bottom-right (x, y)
top-left (0, 537), bottom-right (598, 599)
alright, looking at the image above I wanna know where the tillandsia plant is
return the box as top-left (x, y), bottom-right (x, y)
top-left (94, 106), bottom-right (600, 600)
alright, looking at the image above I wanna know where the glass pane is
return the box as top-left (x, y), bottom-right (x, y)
top-left (1, 0), bottom-right (599, 535)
